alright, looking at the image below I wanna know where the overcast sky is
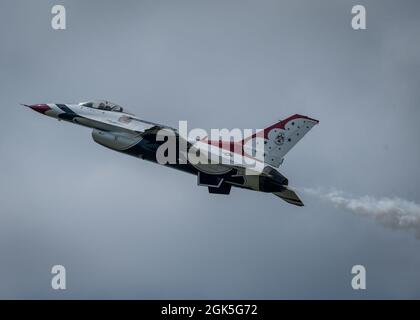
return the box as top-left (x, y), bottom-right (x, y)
top-left (0, 0), bottom-right (419, 299)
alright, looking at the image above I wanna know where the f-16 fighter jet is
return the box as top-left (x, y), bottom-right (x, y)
top-left (24, 100), bottom-right (318, 206)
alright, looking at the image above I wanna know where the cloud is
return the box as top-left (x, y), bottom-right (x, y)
top-left (301, 188), bottom-right (420, 238)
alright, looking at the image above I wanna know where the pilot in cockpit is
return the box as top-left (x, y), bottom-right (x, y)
top-left (79, 100), bottom-right (126, 113)
top-left (98, 102), bottom-right (112, 111)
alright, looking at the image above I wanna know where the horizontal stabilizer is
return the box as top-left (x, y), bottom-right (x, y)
top-left (273, 187), bottom-right (304, 207)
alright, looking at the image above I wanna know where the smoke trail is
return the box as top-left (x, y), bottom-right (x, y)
top-left (301, 188), bottom-right (420, 238)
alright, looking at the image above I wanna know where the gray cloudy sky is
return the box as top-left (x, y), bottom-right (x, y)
top-left (1, 0), bottom-right (420, 299)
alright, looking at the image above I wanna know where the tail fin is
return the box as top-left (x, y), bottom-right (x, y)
top-left (273, 187), bottom-right (304, 207)
top-left (243, 114), bottom-right (319, 167)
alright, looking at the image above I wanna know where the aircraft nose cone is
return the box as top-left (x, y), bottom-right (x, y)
top-left (26, 104), bottom-right (51, 114)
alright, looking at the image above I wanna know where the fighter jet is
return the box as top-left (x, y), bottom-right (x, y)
top-left (24, 100), bottom-right (318, 206)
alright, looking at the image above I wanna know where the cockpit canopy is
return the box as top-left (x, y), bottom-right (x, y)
top-left (79, 100), bottom-right (124, 112)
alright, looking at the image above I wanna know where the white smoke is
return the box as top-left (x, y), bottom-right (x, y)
top-left (301, 188), bottom-right (420, 238)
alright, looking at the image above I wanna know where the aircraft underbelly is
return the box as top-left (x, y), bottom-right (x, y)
top-left (191, 163), bottom-right (233, 175)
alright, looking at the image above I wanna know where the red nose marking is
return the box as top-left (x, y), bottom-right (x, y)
top-left (29, 104), bottom-right (51, 114)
